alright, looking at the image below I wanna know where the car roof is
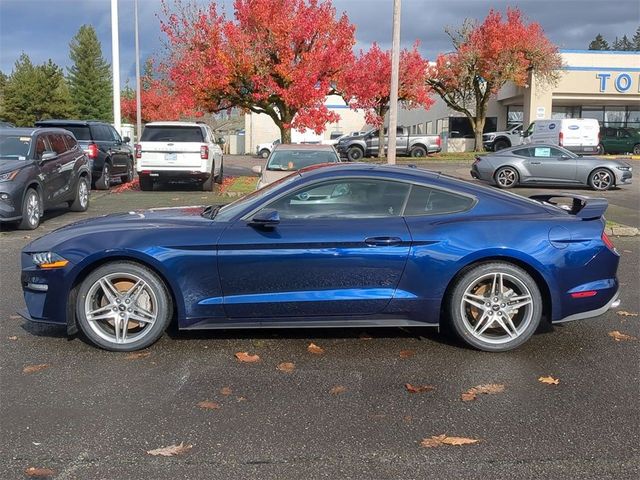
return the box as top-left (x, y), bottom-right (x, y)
top-left (144, 121), bottom-right (205, 127)
top-left (34, 119), bottom-right (108, 126)
top-left (0, 127), bottom-right (71, 136)
top-left (273, 144), bottom-right (336, 151)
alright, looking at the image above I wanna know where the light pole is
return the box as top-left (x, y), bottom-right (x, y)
top-left (111, 0), bottom-right (121, 133)
top-left (387, 0), bottom-right (401, 165)
top-left (134, 0), bottom-right (142, 142)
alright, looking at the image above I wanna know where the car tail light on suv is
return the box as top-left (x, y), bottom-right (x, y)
top-left (84, 143), bottom-right (98, 159)
top-left (135, 144), bottom-right (142, 159)
top-left (200, 145), bottom-right (209, 160)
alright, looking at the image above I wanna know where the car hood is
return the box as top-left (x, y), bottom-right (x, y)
top-left (0, 158), bottom-right (30, 173)
top-left (580, 156), bottom-right (631, 167)
top-left (260, 169), bottom-right (295, 186)
top-left (24, 206), bottom-right (214, 252)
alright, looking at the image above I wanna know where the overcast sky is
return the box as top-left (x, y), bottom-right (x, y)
top-left (1, 0), bottom-right (638, 85)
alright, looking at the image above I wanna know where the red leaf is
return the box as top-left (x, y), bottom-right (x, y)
top-left (235, 352), bottom-right (260, 363)
top-left (405, 383), bottom-right (435, 394)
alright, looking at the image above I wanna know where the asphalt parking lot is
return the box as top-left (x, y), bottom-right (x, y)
top-left (1, 157), bottom-right (639, 479)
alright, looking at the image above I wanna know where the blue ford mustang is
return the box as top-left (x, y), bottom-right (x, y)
top-left (20, 163), bottom-right (621, 352)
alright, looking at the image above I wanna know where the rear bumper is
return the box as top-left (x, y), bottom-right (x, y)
top-left (138, 170), bottom-right (211, 181)
top-left (555, 288), bottom-right (620, 323)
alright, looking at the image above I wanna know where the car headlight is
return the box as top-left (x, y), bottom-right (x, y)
top-left (32, 252), bottom-right (69, 269)
top-left (0, 169), bottom-right (20, 182)
top-left (616, 166), bottom-right (632, 171)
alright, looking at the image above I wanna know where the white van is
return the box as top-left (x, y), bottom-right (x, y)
top-left (523, 118), bottom-right (600, 154)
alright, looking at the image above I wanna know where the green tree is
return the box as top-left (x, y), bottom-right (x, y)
top-left (588, 33), bottom-right (609, 50)
top-left (2, 54), bottom-right (75, 126)
top-left (617, 34), bottom-right (634, 51)
top-left (633, 26), bottom-right (640, 50)
top-left (67, 24), bottom-right (112, 121)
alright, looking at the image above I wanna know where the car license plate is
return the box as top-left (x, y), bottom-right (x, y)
top-left (165, 153), bottom-right (177, 162)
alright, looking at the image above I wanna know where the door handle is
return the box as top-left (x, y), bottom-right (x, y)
top-left (365, 236), bottom-right (402, 246)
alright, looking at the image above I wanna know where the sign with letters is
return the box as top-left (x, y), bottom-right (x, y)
top-left (596, 72), bottom-right (639, 93)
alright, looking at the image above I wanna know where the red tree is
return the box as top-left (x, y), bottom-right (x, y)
top-left (427, 8), bottom-right (562, 150)
top-left (121, 78), bottom-right (201, 123)
top-left (342, 43), bottom-right (433, 158)
top-left (160, 0), bottom-right (355, 143)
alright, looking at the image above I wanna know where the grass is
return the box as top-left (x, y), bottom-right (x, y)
top-left (220, 176), bottom-right (257, 196)
top-left (361, 151), bottom-right (487, 164)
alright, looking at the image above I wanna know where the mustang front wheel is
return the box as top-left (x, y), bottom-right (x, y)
top-left (449, 262), bottom-right (542, 352)
top-left (76, 262), bottom-right (172, 351)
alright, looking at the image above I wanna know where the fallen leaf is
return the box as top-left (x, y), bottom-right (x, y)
top-left (220, 387), bottom-right (232, 396)
top-left (421, 434), bottom-right (479, 448)
top-left (608, 330), bottom-right (637, 342)
top-left (146, 442), bottom-right (192, 457)
top-left (24, 467), bottom-right (55, 477)
top-left (538, 375), bottom-right (560, 385)
top-left (461, 383), bottom-right (505, 402)
top-left (307, 342), bottom-right (324, 354)
top-left (277, 362), bottom-right (295, 373)
top-left (405, 383), bottom-right (436, 394)
top-left (197, 401), bottom-right (220, 410)
top-left (236, 396), bottom-right (247, 402)
top-left (8, 335), bottom-right (17, 341)
top-left (23, 364), bottom-right (49, 374)
top-left (235, 351), bottom-right (260, 363)
top-left (329, 385), bottom-right (347, 395)
top-left (9, 315), bottom-right (20, 320)
top-left (23, 235), bottom-right (31, 239)
top-left (124, 351), bottom-right (151, 360)
top-left (616, 310), bottom-right (638, 317)
top-left (399, 349), bottom-right (415, 358)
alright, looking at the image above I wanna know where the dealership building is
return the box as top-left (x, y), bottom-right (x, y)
top-left (397, 50), bottom-right (640, 150)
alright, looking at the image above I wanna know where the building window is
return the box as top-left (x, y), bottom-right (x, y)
top-left (627, 106), bottom-right (640, 129)
top-left (426, 121), bottom-right (433, 134)
top-left (507, 107), bottom-right (523, 128)
top-left (551, 106), bottom-right (581, 119)
top-left (582, 106), bottom-right (604, 123)
top-left (416, 123), bottom-right (424, 134)
top-left (605, 107), bottom-right (627, 127)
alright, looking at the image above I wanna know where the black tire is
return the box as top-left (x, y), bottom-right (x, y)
top-left (494, 139), bottom-right (510, 151)
top-left (95, 162), bottom-right (111, 190)
top-left (448, 262), bottom-right (542, 352)
top-left (596, 143), bottom-right (605, 155)
top-left (410, 145), bottom-right (427, 158)
top-left (139, 176), bottom-right (154, 191)
top-left (347, 147), bottom-right (364, 161)
top-left (259, 149), bottom-right (270, 159)
top-left (633, 144), bottom-right (640, 155)
top-left (69, 175), bottom-right (90, 212)
top-left (494, 166), bottom-right (519, 189)
top-left (75, 261), bottom-right (172, 351)
top-left (202, 173), bottom-right (214, 191)
top-left (215, 159), bottom-right (224, 184)
top-left (18, 188), bottom-right (41, 230)
top-left (588, 168), bottom-right (614, 191)
top-left (120, 159), bottom-right (134, 183)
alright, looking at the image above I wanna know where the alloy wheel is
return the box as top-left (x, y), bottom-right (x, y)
top-left (79, 179), bottom-right (89, 208)
top-left (26, 191), bottom-right (40, 227)
top-left (496, 167), bottom-right (518, 188)
top-left (591, 170), bottom-right (612, 190)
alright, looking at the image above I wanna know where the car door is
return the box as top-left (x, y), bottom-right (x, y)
top-left (107, 125), bottom-right (129, 174)
top-left (217, 178), bottom-right (412, 319)
top-left (525, 146), bottom-right (577, 183)
top-left (38, 134), bottom-right (67, 205)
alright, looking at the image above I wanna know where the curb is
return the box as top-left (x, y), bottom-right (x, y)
top-left (605, 226), bottom-right (639, 237)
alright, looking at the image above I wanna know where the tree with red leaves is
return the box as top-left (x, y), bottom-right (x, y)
top-left (342, 43), bottom-right (433, 158)
top-left (160, 0), bottom-right (355, 143)
top-left (427, 8), bottom-right (562, 150)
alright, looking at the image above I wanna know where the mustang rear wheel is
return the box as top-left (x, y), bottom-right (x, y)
top-left (448, 262), bottom-right (542, 352)
top-left (76, 262), bottom-right (172, 351)
top-left (494, 166), bottom-right (519, 188)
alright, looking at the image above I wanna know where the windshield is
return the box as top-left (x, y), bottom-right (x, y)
top-left (266, 149), bottom-right (338, 171)
top-left (0, 134), bottom-right (32, 160)
top-left (140, 126), bottom-right (204, 142)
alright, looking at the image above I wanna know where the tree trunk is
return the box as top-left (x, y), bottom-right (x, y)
top-left (473, 118), bottom-right (485, 152)
top-left (280, 125), bottom-right (292, 144)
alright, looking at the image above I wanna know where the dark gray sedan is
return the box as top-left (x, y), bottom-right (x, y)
top-left (470, 144), bottom-right (633, 191)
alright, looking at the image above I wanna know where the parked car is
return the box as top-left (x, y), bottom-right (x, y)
top-left (20, 163), bottom-right (621, 352)
top-left (483, 124), bottom-right (523, 151)
top-left (35, 120), bottom-right (134, 190)
top-left (0, 127), bottom-right (91, 229)
top-left (0, 121), bottom-right (15, 128)
top-left (320, 131), bottom-right (346, 146)
top-left (256, 139), bottom-right (281, 158)
top-left (471, 144), bottom-right (632, 190)
top-left (252, 144), bottom-right (340, 189)
top-left (335, 126), bottom-right (441, 160)
top-left (136, 121), bottom-right (224, 191)
top-left (597, 127), bottom-right (640, 155)
top-left (522, 118), bottom-right (600, 154)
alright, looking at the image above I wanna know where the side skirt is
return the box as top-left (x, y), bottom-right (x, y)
top-left (181, 316), bottom-right (438, 330)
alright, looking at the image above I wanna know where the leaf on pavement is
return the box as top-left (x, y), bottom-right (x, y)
top-left (23, 364), bottom-right (49, 374)
top-left (24, 467), bottom-right (55, 477)
top-left (405, 383), bottom-right (435, 394)
top-left (608, 330), bottom-right (637, 342)
top-left (359, 332), bottom-right (373, 340)
top-left (236, 396), bottom-right (247, 402)
top-left (235, 351), bottom-right (260, 363)
top-left (538, 375), bottom-right (560, 385)
top-left (307, 342), bottom-right (324, 354)
top-left (420, 434), bottom-right (479, 448)
top-left (124, 351), bottom-right (151, 360)
top-left (616, 310), bottom-right (638, 317)
top-left (197, 401), bottom-right (221, 410)
top-left (461, 383), bottom-right (505, 402)
top-left (9, 315), bottom-right (21, 320)
top-left (329, 385), bottom-right (347, 395)
top-left (146, 442), bottom-right (193, 457)
top-left (220, 386), bottom-right (233, 396)
top-left (277, 362), bottom-right (295, 373)
top-left (399, 349), bottom-right (415, 358)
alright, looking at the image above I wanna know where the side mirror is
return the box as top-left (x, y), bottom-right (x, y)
top-left (248, 209), bottom-right (280, 228)
top-left (560, 154), bottom-right (571, 160)
top-left (40, 151), bottom-right (57, 162)
top-left (252, 165), bottom-right (262, 174)
top-left (123, 136), bottom-right (131, 143)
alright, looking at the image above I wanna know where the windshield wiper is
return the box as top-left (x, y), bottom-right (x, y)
top-left (202, 205), bottom-right (222, 219)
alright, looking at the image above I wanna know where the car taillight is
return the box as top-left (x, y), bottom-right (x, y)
top-left (602, 231), bottom-right (616, 251)
top-left (559, 131), bottom-right (564, 146)
top-left (85, 143), bottom-right (98, 159)
top-left (200, 145), bottom-right (209, 159)
top-left (435, 136), bottom-right (441, 147)
top-left (135, 144), bottom-right (142, 159)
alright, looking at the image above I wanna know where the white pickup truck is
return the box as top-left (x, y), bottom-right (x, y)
top-left (482, 124), bottom-right (523, 151)
top-left (136, 121), bottom-right (223, 191)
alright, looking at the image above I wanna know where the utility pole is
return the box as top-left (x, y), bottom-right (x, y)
top-left (387, 0), bottom-right (401, 165)
top-left (134, 0), bottom-right (142, 142)
top-left (111, 0), bottom-right (121, 133)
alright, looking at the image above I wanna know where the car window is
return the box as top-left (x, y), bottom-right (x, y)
top-left (618, 130), bottom-right (631, 138)
top-left (0, 134), bottom-right (32, 160)
top-left (604, 128), bottom-right (616, 138)
top-left (109, 126), bottom-right (122, 142)
top-left (531, 146), bottom-right (554, 158)
top-left (140, 126), bottom-right (204, 142)
top-left (63, 134), bottom-right (77, 150)
top-left (262, 179), bottom-right (410, 220)
top-left (404, 185), bottom-right (474, 216)
top-left (267, 150), bottom-right (339, 171)
top-left (512, 148), bottom-right (531, 157)
top-left (47, 133), bottom-right (67, 155)
top-left (90, 125), bottom-right (111, 141)
top-left (34, 136), bottom-right (47, 160)
top-left (57, 125), bottom-right (91, 141)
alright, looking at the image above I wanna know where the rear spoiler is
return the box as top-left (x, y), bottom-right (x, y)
top-left (529, 194), bottom-right (608, 220)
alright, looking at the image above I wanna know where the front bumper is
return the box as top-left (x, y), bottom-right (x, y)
top-left (0, 183), bottom-right (25, 222)
top-left (615, 170), bottom-right (633, 185)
